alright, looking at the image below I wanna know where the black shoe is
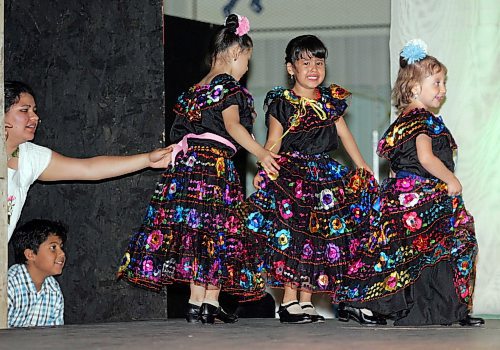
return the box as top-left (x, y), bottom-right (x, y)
top-left (459, 315), bottom-right (485, 327)
top-left (185, 303), bottom-right (201, 323)
top-left (200, 303), bottom-right (238, 324)
top-left (301, 304), bottom-right (325, 323)
top-left (278, 302), bottom-right (313, 324)
top-left (337, 302), bottom-right (387, 326)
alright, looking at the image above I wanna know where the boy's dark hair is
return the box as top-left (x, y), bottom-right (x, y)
top-left (285, 35), bottom-right (328, 64)
top-left (5, 80), bottom-right (36, 113)
top-left (11, 219), bottom-right (68, 264)
top-left (206, 13), bottom-right (253, 67)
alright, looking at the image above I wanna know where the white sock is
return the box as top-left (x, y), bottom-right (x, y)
top-left (188, 299), bottom-right (202, 307)
top-left (203, 299), bottom-right (220, 308)
top-left (299, 302), bottom-right (319, 316)
top-left (281, 300), bottom-right (303, 314)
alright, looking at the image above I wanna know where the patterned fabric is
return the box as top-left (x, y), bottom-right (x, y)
top-left (337, 108), bottom-right (477, 324)
top-left (118, 76), bottom-right (264, 300)
top-left (8, 264), bottom-right (64, 328)
top-left (263, 84), bottom-right (351, 154)
top-left (338, 173), bottom-right (477, 307)
top-left (246, 155), bottom-right (377, 293)
top-left (244, 83), bottom-right (378, 294)
top-left (377, 108), bottom-right (457, 177)
top-left (170, 73), bottom-right (255, 153)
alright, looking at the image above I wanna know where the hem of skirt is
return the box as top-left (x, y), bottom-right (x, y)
top-left (117, 273), bottom-right (266, 302)
top-left (336, 253), bottom-right (475, 311)
top-left (264, 277), bottom-right (337, 294)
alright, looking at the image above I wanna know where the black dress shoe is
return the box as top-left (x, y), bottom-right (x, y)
top-left (200, 303), bottom-right (238, 324)
top-left (337, 302), bottom-right (387, 326)
top-left (301, 304), bottom-right (325, 323)
top-left (185, 303), bottom-right (201, 323)
top-left (459, 315), bottom-right (485, 327)
top-left (278, 302), bottom-right (313, 324)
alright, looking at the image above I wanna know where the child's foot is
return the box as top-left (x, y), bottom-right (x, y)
top-left (200, 302), bottom-right (238, 324)
top-left (300, 302), bottom-right (325, 323)
top-left (185, 302), bottom-right (201, 323)
top-left (278, 301), bottom-right (313, 324)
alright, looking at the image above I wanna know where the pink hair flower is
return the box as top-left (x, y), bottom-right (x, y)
top-left (235, 15), bottom-right (250, 36)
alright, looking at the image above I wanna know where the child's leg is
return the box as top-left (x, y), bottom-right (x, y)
top-left (299, 290), bottom-right (325, 323)
top-left (203, 285), bottom-right (221, 307)
top-left (200, 285), bottom-right (237, 324)
top-left (186, 282), bottom-right (206, 323)
top-left (189, 282), bottom-right (206, 305)
top-left (282, 284), bottom-right (298, 304)
top-left (277, 284), bottom-right (312, 323)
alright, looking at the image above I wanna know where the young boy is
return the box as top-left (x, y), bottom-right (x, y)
top-left (8, 219), bottom-right (67, 327)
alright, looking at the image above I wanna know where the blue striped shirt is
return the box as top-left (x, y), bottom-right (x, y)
top-left (8, 264), bottom-right (64, 328)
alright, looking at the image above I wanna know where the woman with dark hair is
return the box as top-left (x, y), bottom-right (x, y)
top-left (4, 80), bottom-right (173, 242)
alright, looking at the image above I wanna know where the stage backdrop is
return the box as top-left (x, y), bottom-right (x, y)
top-left (390, 0), bottom-right (500, 316)
top-left (6, 0), bottom-right (168, 323)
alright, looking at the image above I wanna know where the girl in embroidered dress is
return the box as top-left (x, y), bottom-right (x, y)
top-left (245, 35), bottom-right (383, 324)
top-left (337, 40), bottom-right (484, 326)
top-left (118, 14), bottom-right (280, 324)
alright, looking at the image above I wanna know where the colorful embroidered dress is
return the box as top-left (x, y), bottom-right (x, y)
top-left (245, 84), bottom-right (378, 294)
top-left (118, 74), bottom-right (264, 299)
top-left (339, 108), bottom-right (477, 326)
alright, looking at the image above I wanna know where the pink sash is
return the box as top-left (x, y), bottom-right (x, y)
top-left (170, 132), bottom-right (237, 167)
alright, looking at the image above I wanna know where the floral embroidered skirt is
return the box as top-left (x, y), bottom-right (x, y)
top-left (244, 151), bottom-right (378, 294)
top-left (118, 145), bottom-right (265, 300)
top-left (338, 171), bottom-right (477, 325)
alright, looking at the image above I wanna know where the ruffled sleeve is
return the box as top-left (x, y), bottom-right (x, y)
top-left (263, 87), bottom-right (289, 128)
top-left (170, 74), bottom-right (255, 145)
top-left (321, 83), bottom-right (351, 121)
top-left (377, 108), bottom-right (457, 160)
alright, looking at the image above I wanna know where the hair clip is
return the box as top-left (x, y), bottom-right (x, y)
top-left (401, 39), bottom-right (428, 64)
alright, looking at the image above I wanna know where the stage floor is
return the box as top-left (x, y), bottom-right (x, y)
top-left (1, 318), bottom-right (499, 350)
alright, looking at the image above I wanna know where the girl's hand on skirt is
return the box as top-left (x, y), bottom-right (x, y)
top-left (446, 176), bottom-right (462, 196)
top-left (253, 173), bottom-right (264, 189)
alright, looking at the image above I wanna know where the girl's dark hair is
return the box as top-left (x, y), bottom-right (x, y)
top-left (5, 80), bottom-right (36, 113)
top-left (11, 219), bottom-right (68, 264)
top-left (285, 35), bottom-right (328, 64)
top-left (207, 14), bottom-right (253, 66)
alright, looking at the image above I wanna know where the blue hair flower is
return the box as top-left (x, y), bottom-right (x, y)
top-left (401, 39), bottom-right (428, 64)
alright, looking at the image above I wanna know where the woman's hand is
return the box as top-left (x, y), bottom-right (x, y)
top-left (148, 145), bottom-right (174, 168)
top-left (446, 176), bottom-right (462, 196)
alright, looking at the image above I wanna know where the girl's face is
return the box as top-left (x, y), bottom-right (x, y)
top-left (5, 92), bottom-right (40, 145)
top-left (287, 52), bottom-right (326, 96)
top-left (414, 70), bottom-right (447, 110)
top-left (231, 47), bottom-right (253, 81)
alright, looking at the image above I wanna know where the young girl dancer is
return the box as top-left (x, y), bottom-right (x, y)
top-left (338, 39), bottom-right (484, 326)
top-left (245, 35), bottom-right (383, 324)
top-left (118, 14), bottom-right (279, 324)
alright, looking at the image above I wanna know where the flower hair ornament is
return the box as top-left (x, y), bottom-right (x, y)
top-left (225, 14), bottom-right (250, 36)
top-left (400, 39), bottom-right (428, 64)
